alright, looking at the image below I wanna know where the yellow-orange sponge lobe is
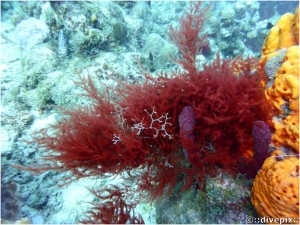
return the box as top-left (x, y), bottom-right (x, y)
top-left (261, 11), bottom-right (298, 58)
top-left (276, 13), bottom-right (297, 49)
top-left (277, 45), bottom-right (299, 80)
top-left (262, 26), bottom-right (281, 56)
top-left (251, 150), bottom-right (299, 224)
top-left (295, 6), bottom-right (299, 44)
top-left (272, 113), bottom-right (299, 151)
top-left (265, 46), bottom-right (299, 113)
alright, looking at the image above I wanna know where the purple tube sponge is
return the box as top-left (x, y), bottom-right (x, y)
top-left (178, 106), bottom-right (195, 141)
top-left (238, 120), bottom-right (271, 179)
top-left (179, 106), bottom-right (196, 162)
top-left (252, 120), bottom-right (271, 169)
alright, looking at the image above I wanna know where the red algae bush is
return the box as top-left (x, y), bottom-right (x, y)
top-left (17, 2), bottom-right (273, 223)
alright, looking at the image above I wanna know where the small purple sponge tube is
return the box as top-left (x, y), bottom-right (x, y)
top-left (252, 120), bottom-right (271, 169)
top-left (178, 106), bottom-right (195, 141)
top-left (179, 106), bottom-right (196, 160)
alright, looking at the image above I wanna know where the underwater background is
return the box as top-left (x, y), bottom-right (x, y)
top-left (1, 1), bottom-right (299, 224)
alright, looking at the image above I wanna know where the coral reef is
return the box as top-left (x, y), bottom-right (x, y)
top-left (156, 173), bottom-right (256, 224)
top-left (251, 150), bottom-right (299, 224)
top-left (19, 50), bottom-right (270, 193)
top-left (14, 17), bottom-right (49, 50)
top-left (0, 105), bottom-right (33, 141)
top-left (3, 1), bottom-right (298, 224)
top-left (204, 1), bottom-right (294, 58)
top-left (154, 43), bottom-right (178, 70)
top-left (13, 3), bottom-right (273, 223)
top-left (113, 22), bottom-right (128, 44)
top-left (143, 33), bottom-right (165, 57)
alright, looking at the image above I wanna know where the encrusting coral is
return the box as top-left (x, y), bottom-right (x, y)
top-left (251, 150), bottom-right (299, 223)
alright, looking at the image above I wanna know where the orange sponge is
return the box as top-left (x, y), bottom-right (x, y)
top-left (252, 6), bottom-right (299, 224)
top-left (295, 6), bottom-right (299, 44)
top-left (251, 150), bottom-right (299, 223)
top-left (265, 46), bottom-right (299, 111)
top-left (276, 13), bottom-right (297, 49)
top-left (273, 113), bottom-right (299, 152)
top-left (262, 26), bottom-right (281, 56)
top-left (262, 10), bottom-right (298, 58)
top-left (264, 46), bottom-right (299, 152)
